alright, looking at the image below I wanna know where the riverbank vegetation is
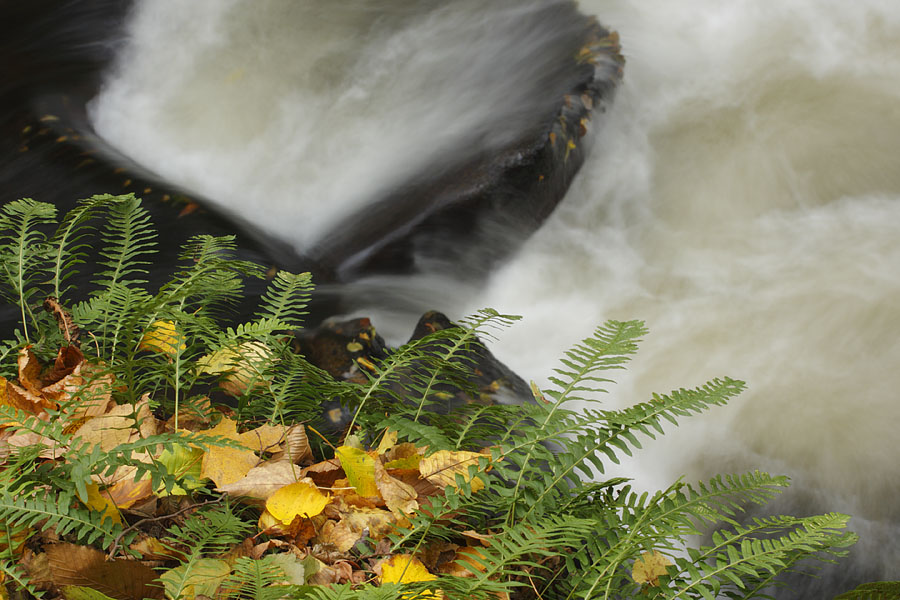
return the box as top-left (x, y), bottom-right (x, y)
top-left (0, 194), bottom-right (869, 598)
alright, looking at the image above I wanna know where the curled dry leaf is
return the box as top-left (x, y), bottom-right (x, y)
top-left (278, 424), bottom-right (311, 463)
top-left (43, 296), bottom-right (80, 345)
top-left (217, 459), bottom-right (300, 501)
top-left (17, 347), bottom-right (43, 396)
top-left (374, 459), bottom-right (418, 517)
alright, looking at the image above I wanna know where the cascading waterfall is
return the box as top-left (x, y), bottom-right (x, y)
top-left (88, 0), bottom-right (900, 595)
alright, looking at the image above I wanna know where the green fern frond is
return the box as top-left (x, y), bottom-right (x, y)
top-left (160, 505), bottom-right (251, 600)
top-left (221, 556), bottom-right (298, 600)
top-left (254, 270), bottom-right (313, 331)
top-left (834, 581), bottom-right (900, 600)
top-left (663, 513), bottom-right (855, 600)
top-left (0, 198), bottom-right (57, 342)
top-left (545, 319), bottom-right (647, 405)
top-left (49, 194), bottom-right (118, 301)
top-left (0, 492), bottom-right (124, 548)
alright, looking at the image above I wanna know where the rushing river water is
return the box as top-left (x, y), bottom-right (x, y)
top-left (87, 1), bottom-right (900, 596)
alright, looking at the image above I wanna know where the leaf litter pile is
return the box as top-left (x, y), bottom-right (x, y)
top-left (0, 331), bottom-right (496, 600)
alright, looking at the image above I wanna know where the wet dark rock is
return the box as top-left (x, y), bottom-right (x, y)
top-left (0, 1), bottom-right (623, 333)
top-left (298, 311), bottom-right (532, 434)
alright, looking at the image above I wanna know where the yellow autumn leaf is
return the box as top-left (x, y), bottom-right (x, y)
top-left (198, 342), bottom-right (273, 396)
top-left (335, 445), bottom-right (380, 498)
top-left (266, 480), bottom-right (330, 525)
top-left (83, 483), bottom-right (122, 525)
top-left (632, 550), bottom-right (673, 587)
top-left (238, 422), bottom-right (286, 454)
top-left (376, 429), bottom-right (399, 455)
top-left (419, 450), bottom-right (486, 492)
top-left (380, 554), bottom-right (441, 598)
top-left (157, 443), bottom-right (205, 496)
top-left (198, 417), bottom-right (258, 488)
top-left (138, 320), bottom-right (185, 355)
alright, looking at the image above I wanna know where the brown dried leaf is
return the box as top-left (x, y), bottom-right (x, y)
top-left (105, 472), bottom-right (155, 509)
top-left (71, 398), bottom-right (155, 452)
top-left (277, 424), bottom-right (311, 463)
top-left (374, 459), bottom-right (418, 517)
top-left (6, 381), bottom-right (52, 414)
top-left (17, 347), bottom-right (43, 396)
top-left (45, 543), bottom-right (162, 600)
top-left (217, 459), bottom-right (301, 500)
top-left (42, 362), bottom-right (115, 419)
top-left (238, 422), bottom-right (287, 455)
top-left (43, 345), bottom-right (84, 385)
top-left (307, 559), bottom-right (353, 585)
top-left (43, 297), bottom-right (80, 345)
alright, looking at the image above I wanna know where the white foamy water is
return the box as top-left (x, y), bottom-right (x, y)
top-left (90, 0), bottom-right (590, 249)
top-left (90, 0), bottom-right (900, 594)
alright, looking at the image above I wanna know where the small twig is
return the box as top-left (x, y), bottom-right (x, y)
top-left (106, 496), bottom-right (225, 559)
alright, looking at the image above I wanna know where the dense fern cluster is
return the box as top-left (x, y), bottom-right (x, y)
top-left (0, 195), bottom-right (864, 599)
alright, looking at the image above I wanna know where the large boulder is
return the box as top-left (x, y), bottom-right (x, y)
top-left (0, 1), bottom-right (623, 330)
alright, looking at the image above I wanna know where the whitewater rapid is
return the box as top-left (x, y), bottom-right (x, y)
top-left (90, 0), bottom-right (900, 595)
